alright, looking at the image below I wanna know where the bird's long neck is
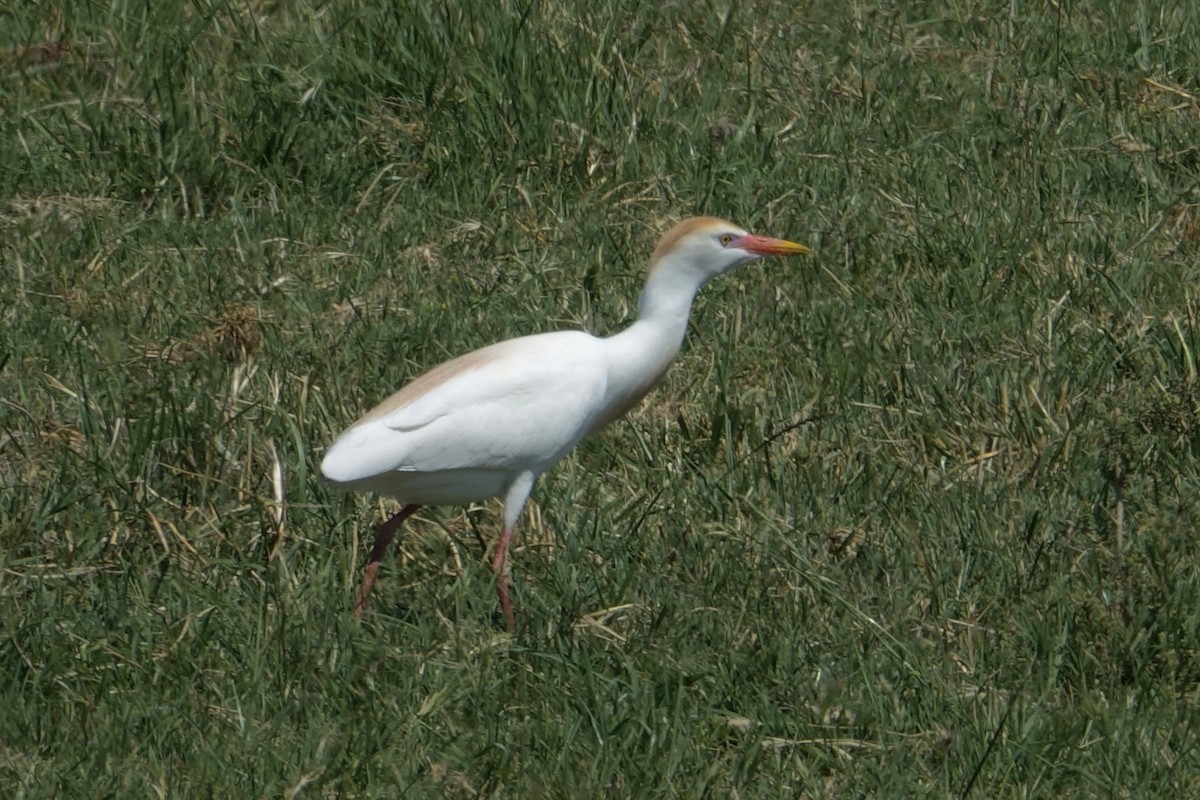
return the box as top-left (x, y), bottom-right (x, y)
top-left (591, 262), bottom-right (708, 431)
top-left (618, 265), bottom-right (706, 366)
top-left (636, 262), bottom-right (706, 336)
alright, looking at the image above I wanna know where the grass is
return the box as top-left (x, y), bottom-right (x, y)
top-left (2, 0), bottom-right (1199, 795)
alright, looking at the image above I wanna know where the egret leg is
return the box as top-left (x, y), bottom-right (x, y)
top-left (353, 503), bottom-right (419, 618)
top-left (491, 523), bottom-right (517, 630)
top-left (491, 472), bottom-right (536, 630)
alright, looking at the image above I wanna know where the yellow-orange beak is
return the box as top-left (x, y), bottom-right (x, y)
top-left (731, 234), bottom-right (813, 257)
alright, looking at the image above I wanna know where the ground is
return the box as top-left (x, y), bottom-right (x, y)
top-left (2, 1), bottom-right (1198, 796)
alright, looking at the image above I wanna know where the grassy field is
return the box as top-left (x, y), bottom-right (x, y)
top-left (3, 0), bottom-right (1199, 795)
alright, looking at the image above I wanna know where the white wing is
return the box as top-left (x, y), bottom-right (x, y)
top-left (321, 331), bottom-right (609, 485)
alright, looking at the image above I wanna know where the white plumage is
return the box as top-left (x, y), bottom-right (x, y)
top-left (322, 216), bottom-right (811, 627)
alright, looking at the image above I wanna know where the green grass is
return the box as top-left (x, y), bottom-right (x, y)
top-left (3, 0), bottom-right (1199, 795)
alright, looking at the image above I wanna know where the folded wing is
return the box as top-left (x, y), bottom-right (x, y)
top-left (320, 331), bottom-right (610, 486)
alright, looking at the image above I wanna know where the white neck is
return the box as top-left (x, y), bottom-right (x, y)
top-left (590, 260), bottom-right (711, 430)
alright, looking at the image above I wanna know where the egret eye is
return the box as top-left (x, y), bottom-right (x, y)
top-left (719, 233), bottom-right (735, 246)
